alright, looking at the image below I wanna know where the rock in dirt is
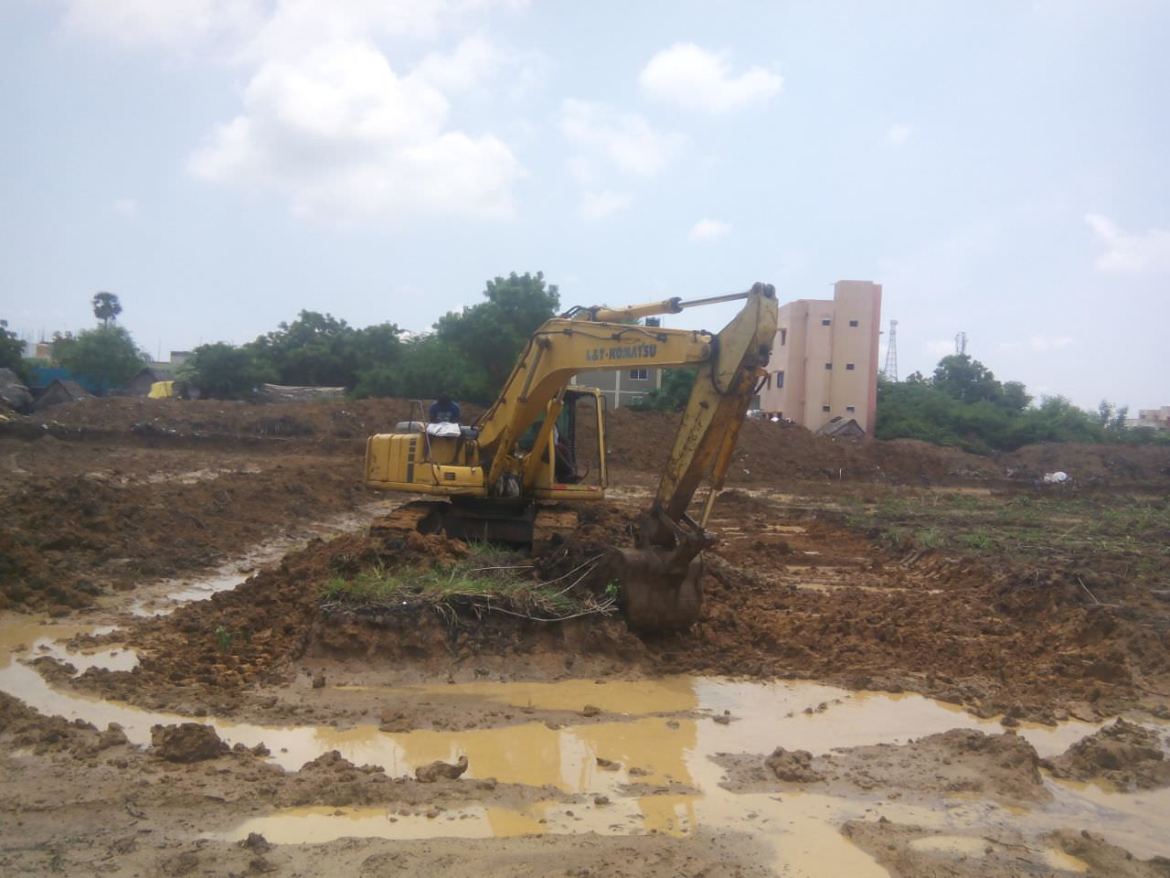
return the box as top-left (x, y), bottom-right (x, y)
top-left (415, 755), bottom-right (468, 783)
top-left (1043, 719), bottom-right (1170, 790)
top-left (581, 704), bottom-right (602, 717)
top-left (98, 723), bottom-right (129, 749)
top-left (240, 832), bottom-right (271, 853)
top-left (150, 723), bottom-right (229, 762)
top-left (765, 748), bottom-right (824, 783)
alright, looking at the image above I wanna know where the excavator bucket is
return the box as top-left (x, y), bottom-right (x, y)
top-left (608, 547), bottom-right (703, 631)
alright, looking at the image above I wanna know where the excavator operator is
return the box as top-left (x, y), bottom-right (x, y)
top-left (428, 394), bottom-right (461, 424)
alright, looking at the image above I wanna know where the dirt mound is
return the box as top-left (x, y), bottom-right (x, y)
top-left (415, 755), bottom-right (469, 783)
top-left (0, 691), bottom-right (129, 757)
top-left (150, 722), bottom-right (230, 762)
top-left (605, 408), bottom-right (1004, 485)
top-left (8, 397), bottom-right (455, 446)
top-left (764, 747), bottom-right (823, 782)
top-left (719, 729), bottom-right (1046, 804)
top-left (0, 439), bottom-right (363, 612)
top-left (70, 511), bottom-right (648, 714)
top-left (1043, 719), bottom-right (1170, 790)
top-left (63, 491), bottom-right (1170, 723)
top-left (1002, 442), bottom-right (1170, 486)
top-left (1048, 830), bottom-right (1170, 878)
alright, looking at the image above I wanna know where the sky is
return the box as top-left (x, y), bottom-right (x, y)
top-left (0, 0), bottom-right (1167, 410)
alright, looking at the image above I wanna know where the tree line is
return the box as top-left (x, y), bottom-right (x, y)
top-left (3, 281), bottom-right (1163, 453)
top-left (180, 272), bottom-right (559, 402)
top-left (875, 354), bottom-right (1163, 452)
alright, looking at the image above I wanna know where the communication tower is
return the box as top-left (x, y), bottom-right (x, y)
top-left (881, 319), bottom-right (899, 382)
top-left (955, 331), bottom-right (968, 355)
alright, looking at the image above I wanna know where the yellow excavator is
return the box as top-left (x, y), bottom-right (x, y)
top-left (365, 282), bottom-right (779, 631)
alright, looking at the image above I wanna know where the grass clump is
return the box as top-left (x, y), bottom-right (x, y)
top-left (841, 488), bottom-right (1170, 589)
top-left (322, 544), bottom-right (616, 623)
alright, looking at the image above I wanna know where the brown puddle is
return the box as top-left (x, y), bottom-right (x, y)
top-left (2, 615), bottom-right (1169, 874)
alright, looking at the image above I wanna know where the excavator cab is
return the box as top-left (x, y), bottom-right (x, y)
top-left (521, 388), bottom-right (608, 495)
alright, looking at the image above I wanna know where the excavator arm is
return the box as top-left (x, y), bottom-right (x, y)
top-left (474, 284), bottom-right (777, 506)
top-left (473, 320), bottom-right (714, 491)
top-left (613, 283), bottom-right (778, 630)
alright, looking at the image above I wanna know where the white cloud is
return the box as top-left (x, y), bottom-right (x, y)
top-left (411, 35), bottom-right (505, 92)
top-left (1001, 335), bottom-right (1075, 353)
top-left (688, 218), bottom-right (731, 243)
top-left (1085, 213), bottom-right (1170, 274)
top-left (1028, 335), bottom-right (1074, 352)
top-left (112, 197), bottom-right (139, 217)
top-left (885, 123), bottom-right (911, 146)
top-left (640, 43), bottom-right (782, 113)
top-left (580, 190), bottom-right (632, 221)
top-left (63, 0), bottom-right (523, 58)
top-left (65, 1), bottom-right (529, 224)
top-left (559, 99), bottom-right (682, 176)
top-left (924, 339), bottom-right (955, 358)
top-left (64, 0), bottom-right (263, 52)
top-left (189, 41), bottom-right (521, 223)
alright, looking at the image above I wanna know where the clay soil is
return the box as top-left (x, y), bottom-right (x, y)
top-left (3, 397), bottom-right (1170, 876)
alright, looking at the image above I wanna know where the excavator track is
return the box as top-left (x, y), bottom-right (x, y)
top-left (369, 500), bottom-right (443, 548)
top-left (532, 506), bottom-right (579, 555)
top-left (370, 499), bottom-right (578, 552)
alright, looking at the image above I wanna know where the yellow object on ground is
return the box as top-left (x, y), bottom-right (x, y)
top-left (148, 381), bottom-right (174, 399)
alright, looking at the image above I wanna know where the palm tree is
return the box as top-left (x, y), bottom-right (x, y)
top-left (92, 292), bottom-right (122, 327)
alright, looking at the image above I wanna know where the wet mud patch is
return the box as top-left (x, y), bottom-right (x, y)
top-left (845, 819), bottom-right (1170, 878)
top-left (1043, 718), bottom-right (1170, 791)
top-left (64, 513), bottom-right (651, 717)
top-left (714, 729), bottom-right (1049, 805)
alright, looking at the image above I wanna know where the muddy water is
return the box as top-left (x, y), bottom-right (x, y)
top-left (3, 616), bottom-right (1170, 875)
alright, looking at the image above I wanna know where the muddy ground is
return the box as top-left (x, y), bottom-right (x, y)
top-left (2, 397), bottom-right (1170, 876)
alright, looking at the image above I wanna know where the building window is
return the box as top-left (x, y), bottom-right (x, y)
top-left (846, 363), bottom-right (855, 371)
top-left (824, 362), bottom-right (832, 370)
top-left (846, 405), bottom-right (856, 413)
top-left (779, 328), bottom-right (787, 345)
top-left (849, 319), bottom-right (859, 327)
top-left (821, 318), bottom-right (831, 326)
top-left (628, 368), bottom-right (648, 380)
top-left (822, 405), bottom-right (831, 413)
top-left (775, 370), bottom-right (784, 388)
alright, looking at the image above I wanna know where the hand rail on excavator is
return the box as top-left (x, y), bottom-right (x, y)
top-left (561, 289), bottom-right (756, 324)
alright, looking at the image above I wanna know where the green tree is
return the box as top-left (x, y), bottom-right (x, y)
top-left (0, 320), bottom-right (25, 375)
top-left (180, 343), bottom-right (275, 398)
top-left (1000, 381), bottom-right (1032, 413)
top-left (354, 335), bottom-right (490, 402)
top-left (248, 311), bottom-right (400, 388)
top-left (1009, 396), bottom-right (1104, 446)
top-left (632, 367), bottom-right (697, 411)
top-left (53, 326), bottom-right (148, 392)
top-left (92, 292), bottom-right (122, 327)
top-left (435, 272), bottom-right (560, 394)
top-left (931, 354), bottom-right (1003, 405)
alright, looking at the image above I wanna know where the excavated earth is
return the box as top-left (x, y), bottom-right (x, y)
top-left (3, 397), bottom-right (1170, 876)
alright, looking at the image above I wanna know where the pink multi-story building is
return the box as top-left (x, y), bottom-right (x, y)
top-left (758, 280), bottom-right (883, 434)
